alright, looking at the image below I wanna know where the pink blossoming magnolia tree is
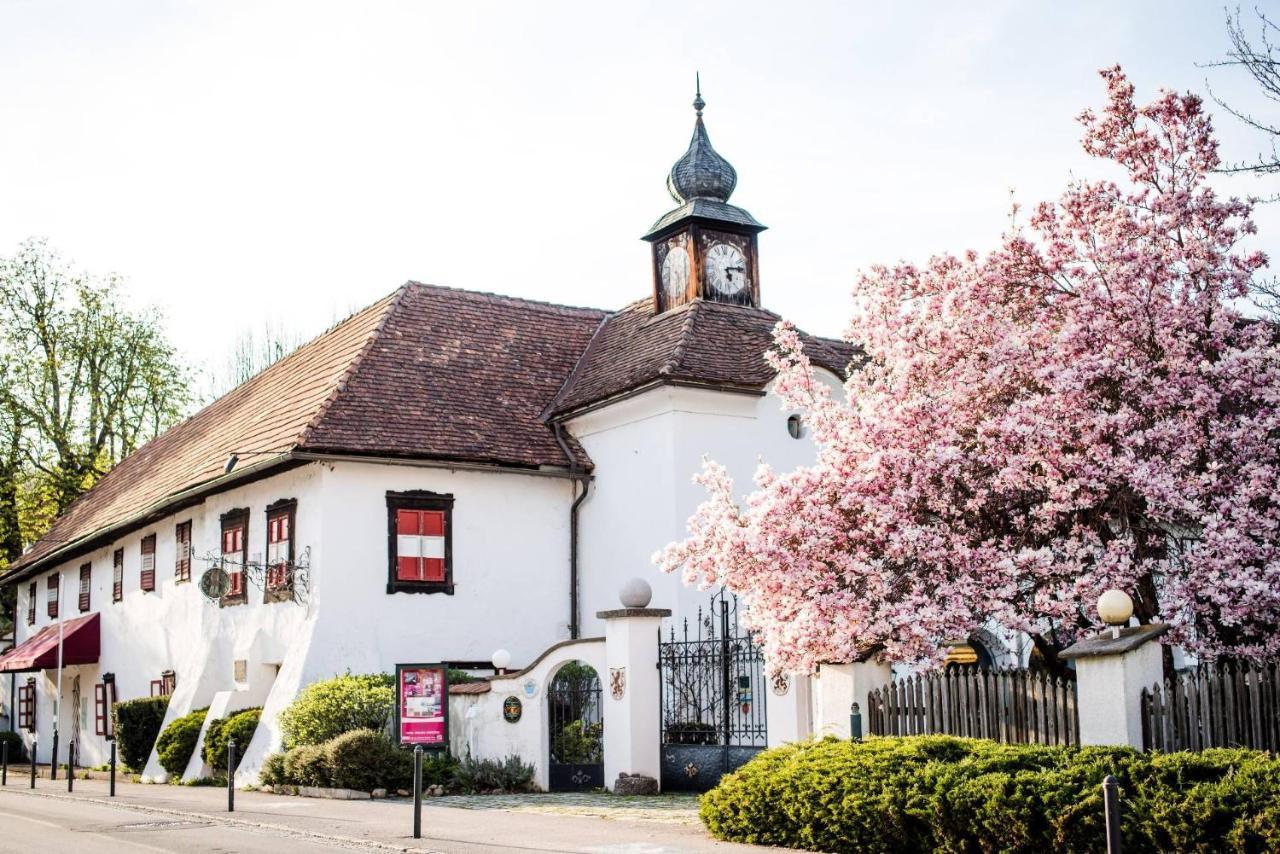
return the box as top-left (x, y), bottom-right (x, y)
top-left (656, 68), bottom-right (1280, 676)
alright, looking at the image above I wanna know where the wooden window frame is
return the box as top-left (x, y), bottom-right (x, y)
top-left (78, 562), bottom-right (91, 612)
top-left (175, 520), bottom-right (192, 583)
top-left (112, 548), bottom-right (124, 602)
top-left (94, 677), bottom-right (116, 738)
top-left (140, 533), bottom-right (157, 592)
top-left (17, 679), bottom-right (35, 732)
top-left (26, 581), bottom-right (35, 625)
top-left (386, 491), bottom-right (455, 595)
top-left (220, 508), bottom-right (249, 606)
top-left (264, 499), bottom-right (296, 604)
top-left (46, 573), bottom-right (59, 619)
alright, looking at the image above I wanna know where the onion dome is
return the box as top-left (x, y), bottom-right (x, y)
top-left (666, 81), bottom-right (737, 203)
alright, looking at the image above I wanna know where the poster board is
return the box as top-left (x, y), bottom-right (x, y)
top-left (395, 663), bottom-right (449, 749)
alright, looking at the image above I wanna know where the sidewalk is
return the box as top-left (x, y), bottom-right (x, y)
top-left (0, 773), bottom-right (783, 853)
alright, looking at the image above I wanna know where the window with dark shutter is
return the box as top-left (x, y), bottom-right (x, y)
top-left (175, 520), bottom-right (192, 583)
top-left (220, 509), bottom-right (249, 605)
top-left (18, 679), bottom-right (35, 731)
top-left (386, 492), bottom-right (454, 594)
top-left (140, 534), bottom-right (156, 592)
top-left (46, 573), bottom-right (58, 619)
top-left (160, 670), bottom-right (176, 695)
top-left (112, 548), bottom-right (124, 602)
top-left (150, 679), bottom-right (164, 697)
top-left (27, 581), bottom-right (35, 625)
top-left (79, 563), bottom-right (91, 612)
top-left (94, 681), bottom-right (115, 737)
top-left (265, 500), bottom-right (296, 602)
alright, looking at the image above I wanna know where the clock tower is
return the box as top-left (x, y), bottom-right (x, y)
top-left (644, 81), bottom-right (766, 313)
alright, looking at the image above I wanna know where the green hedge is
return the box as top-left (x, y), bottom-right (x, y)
top-left (0, 731), bottom-right (27, 763)
top-left (700, 736), bottom-right (1280, 853)
top-left (112, 695), bottom-right (170, 772)
top-left (155, 708), bottom-right (208, 777)
top-left (278, 673), bottom-right (394, 749)
top-left (203, 707), bottom-right (261, 770)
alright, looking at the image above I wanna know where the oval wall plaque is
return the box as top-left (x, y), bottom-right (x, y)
top-left (503, 696), bottom-right (523, 723)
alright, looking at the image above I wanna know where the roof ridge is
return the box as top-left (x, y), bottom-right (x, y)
top-left (659, 299), bottom-right (702, 377)
top-left (404, 281), bottom-right (608, 316)
top-left (296, 285), bottom-right (409, 447)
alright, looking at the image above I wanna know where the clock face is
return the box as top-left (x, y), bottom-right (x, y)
top-left (705, 243), bottom-right (748, 296)
top-left (661, 245), bottom-right (690, 302)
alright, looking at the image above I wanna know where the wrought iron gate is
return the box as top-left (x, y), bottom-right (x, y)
top-left (658, 590), bottom-right (767, 792)
top-left (547, 661), bottom-right (604, 791)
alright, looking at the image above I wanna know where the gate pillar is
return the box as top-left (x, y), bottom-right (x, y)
top-left (597, 583), bottom-right (670, 793)
top-left (766, 672), bottom-right (813, 747)
top-left (815, 659), bottom-right (890, 739)
top-left (1061, 622), bottom-right (1168, 748)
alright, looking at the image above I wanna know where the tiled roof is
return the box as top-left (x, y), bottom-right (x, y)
top-left (549, 297), bottom-right (857, 416)
top-left (9, 284), bottom-right (606, 576)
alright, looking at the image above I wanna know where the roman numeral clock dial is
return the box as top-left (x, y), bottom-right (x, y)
top-left (704, 243), bottom-right (748, 296)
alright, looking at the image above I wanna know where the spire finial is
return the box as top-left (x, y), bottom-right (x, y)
top-left (693, 72), bottom-right (704, 116)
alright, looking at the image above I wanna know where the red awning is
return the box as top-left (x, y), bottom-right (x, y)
top-left (0, 612), bottom-right (100, 673)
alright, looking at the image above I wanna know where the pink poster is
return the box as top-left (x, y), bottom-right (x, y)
top-left (398, 664), bottom-right (447, 746)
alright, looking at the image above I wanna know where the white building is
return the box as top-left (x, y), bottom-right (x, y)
top-left (0, 90), bottom-right (866, 788)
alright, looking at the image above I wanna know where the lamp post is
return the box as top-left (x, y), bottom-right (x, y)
top-left (1097, 589), bottom-right (1135, 639)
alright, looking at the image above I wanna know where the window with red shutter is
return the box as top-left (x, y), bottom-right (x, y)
top-left (386, 492), bottom-right (453, 594)
top-left (140, 534), bottom-right (156, 592)
top-left (79, 563), bottom-right (91, 612)
top-left (112, 548), bottom-right (124, 602)
top-left (46, 573), bottom-right (59, 619)
top-left (220, 509), bottom-right (249, 604)
top-left (27, 581), bottom-right (35, 625)
top-left (175, 520), bottom-right (192, 583)
top-left (94, 681), bottom-right (116, 737)
top-left (265, 500), bottom-right (296, 601)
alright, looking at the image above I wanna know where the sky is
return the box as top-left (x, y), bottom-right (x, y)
top-left (1, 2), bottom-right (1276, 382)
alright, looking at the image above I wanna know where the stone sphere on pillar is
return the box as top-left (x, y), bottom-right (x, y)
top-left (1097, 589), bottom-right (1134, 626)
top-left (619, 577), bottom-right (653, 609)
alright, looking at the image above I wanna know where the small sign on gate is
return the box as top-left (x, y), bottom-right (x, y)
top-left (395, 663), bottom-right (449, 748)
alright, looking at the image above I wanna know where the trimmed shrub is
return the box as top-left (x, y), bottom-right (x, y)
top-left (282, 743), bottom-right (330, 788)
top-left (0, 731), bottom-right (27, 763)
top-left (113, 695), bottom-right (170, 772)
top-left (324, 728), bottom-right (412, 792)
top-left (699, 736), bottom-right (1280, 853)
top-left (203, 707), bottom-right (261, 770)
top-left (259, 751), bottom-right (287, 787)
top-left (155, 708), bottom-right (208, 777)
top-left (278, 672), bottom-right (394, 748)
top-left (453, 753), bottom-right (536, 794)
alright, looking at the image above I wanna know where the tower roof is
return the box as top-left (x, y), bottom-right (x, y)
top-left (645, 80), bottom-right (763, 239)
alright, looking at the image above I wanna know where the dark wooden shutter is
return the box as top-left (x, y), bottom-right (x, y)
top-left (26, 581), bottom-right (35, 625)
top-left (140, 534), bottom-right (156, 591)
top-left (46, 574), bottom-right (58, 619)
top-left (79, 563), bottom-right (91, 612)
top-left (94, 683), bottom-right (108, 736)
top-left (175, 521), bottom-right (191, 582)
top-left (113, 548), bottom-right (124, 602)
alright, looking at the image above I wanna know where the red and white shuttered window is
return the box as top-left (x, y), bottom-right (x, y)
top-left (140, 534), bottom-right (156, 592)
top-left (386, 492), bottom-right (454, 594)
top-left (17, 679), bottom-right (35, 732)
top-left (396, 509), bottom-right (446, 582)
top-left (175, 520), bottom-right (192, 583)
top-left (47, 573), bottom-right (59, 619)
top-left (265, 501), bottom-right (295, 595)
top-left (94, 680), bottom-right (116, 737)
top-left (221, 510), bottom-right (248, 600)
top-left (79, 563), bottom-right (91, 612)
top-left (26, 581), bottom-right (35, 625)
top-left (112, 548), bottom-right (124, 602)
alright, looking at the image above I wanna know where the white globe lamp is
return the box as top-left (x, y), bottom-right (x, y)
top-left (491, 648), bottom-right (511, 675)
top-left (1097, 589), bottom-right (1134, 638)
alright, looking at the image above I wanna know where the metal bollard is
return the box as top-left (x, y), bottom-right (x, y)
top-left (227, 739), bottom-right (236, 812)
top-left (50, 731), bottom-right (58, 781)
top-left (849, 701), bottom-right (863, 742)
top-left (109, 742), bottom-right (116, 797)
top-left (28, 738), bottom-right (36, 788)
top-left (2, 739), bottom-right (8, 786)
top-left (1103, 774), bottom-right (1121, 854)
top-left (412, 745), bottom-right (423, 839)
top-left (66, 740), bottom-right (74, 792)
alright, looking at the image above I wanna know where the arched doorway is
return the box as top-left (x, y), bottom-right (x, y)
top-left (546, 660), bottom-right (603, 791)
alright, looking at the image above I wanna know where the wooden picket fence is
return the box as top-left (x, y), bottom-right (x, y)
top-left (1141, 662), bottom-right (1280, 752)
top-left (866, 668), bottom-right (1079, 746)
